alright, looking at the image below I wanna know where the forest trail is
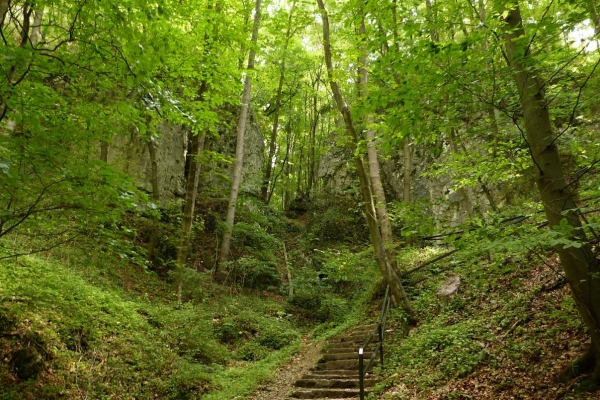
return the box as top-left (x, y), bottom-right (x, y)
top-left (248, 326), bottom-right (380, 400)
top-left (246, 337), bottom-right (324, 400)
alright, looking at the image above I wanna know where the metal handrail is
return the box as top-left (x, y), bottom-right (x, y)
top-left (358, 285), bottom-right (391, 400)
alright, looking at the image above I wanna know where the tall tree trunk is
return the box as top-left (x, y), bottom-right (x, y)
top-left (217, 0), bottom-right (262, 270)
top-left (358, 10), bottom-right (393, 244)
top-left (284, 132), bottom-right (295, 210)
top-left (502, 1), bottom-right (600, 380)
top-left (403, 138), bottom-right (411, 203)
top-left (297, 138), bottom-right (303, 195)
top-left (262, 5), bottom-right (295, 202)
top-left (177, 88), bottom-right (212, 268)
top-left (590, 2), bottom-right (600, 37)
top-left (0, 1), bottom-right (9, 29)
top-left (448, 127), bottom-right (473, 215)
top-left (317, 0), bottom-right (415, 321)
top-left (146, 135), bottom-right (160, 263)
top-left (402, 137), bottom-right (416, 245)
top-left (0, 2), bottom-right (38, 123)
top-left (176, 2), bottom-right (221, 272)
top-left (425, 0), bottom-right (438, 41)
top-left (268, 120), bottom-right (292, 204)
top-left (100, 142), bottom-right (108, 162)
top-left (176, 128), bottom-right (207, 265)
top-left (308, 90), bottom-right (319, 193)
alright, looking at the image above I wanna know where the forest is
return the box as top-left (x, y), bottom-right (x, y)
top-left (0, 0), bottom-right (599, 398)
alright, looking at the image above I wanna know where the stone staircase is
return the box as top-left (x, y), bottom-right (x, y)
top-left (290, 326), bottom-right (381, 399)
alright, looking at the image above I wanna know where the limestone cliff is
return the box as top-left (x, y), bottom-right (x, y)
top-left (105, 110), bottom-right (264, 205)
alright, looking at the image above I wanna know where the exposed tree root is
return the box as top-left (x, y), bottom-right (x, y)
top-left (558, 345), bottom-right (596, 383)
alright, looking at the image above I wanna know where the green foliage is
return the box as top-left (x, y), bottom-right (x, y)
top-left (388, 199), bottom-right (437, 240)
top-left (393, 321), bottom-right (488, 379)
top-left (213, 310), bottom-right (299, 351)
top-left (286, 291), bottom-right (345, 323)
top-left (304, 195), bottom-right (369, 245)
top-left (0, 242), bottom-right (303, 399)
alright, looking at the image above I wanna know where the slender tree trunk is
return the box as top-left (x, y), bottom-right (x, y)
top-left (217, 0), bottom-right (261, 270)
top-left (100, 142), bottom-right (108, 162)
top-left (146, 135), bottom-right (160, 263)
top-left (308, 90), bottom-right (319, 193)
top-left (590, 3), bottom-right (600, 37)
top-left (403, 138), bottom-right (411, 203)
top-left (317, 0), bottom-right (415, 321)
top-left (268, 121), bottom-right (292, 204)
top-left (297, 139), bottom-right (303, 195)
top-left (177, 81), bottom-right (211, 268)
top-left (176, 2), bottom-right (221, 272)
top-left (0, 2), bottom-right (37, 123)
top-left (262, 6), bottom-right (295, 202)
top-left (488, 106), bottom-right (500, 158)
top-left (402, 137), bottom-right (416, 245)
top-left (448, 128), bottom-right (473, 215)
top-left (283, 243), bottom-right (293, 296)
top-left (358, 11), bottom-right (393, 245)
top-left (0, 1), bottom-right (9, 29)
top-left (502, 2), bottom-right (600, 380)
top-left (177, 128), bottom-right (207, 266)
top-left (425, 0), bottom-right (438, 41)
top-left (390, 0), bottom-right (416, 245)
top-left (284, 132), bottom-right (295, 210)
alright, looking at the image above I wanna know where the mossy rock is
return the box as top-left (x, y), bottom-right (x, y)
top-left (11, 347), bottom-right (44, 380)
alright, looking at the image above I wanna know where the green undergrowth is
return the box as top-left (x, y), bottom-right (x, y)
top-left (0, 248), bottom-right (304, 400)
top-left (368, 244), bottom-right (586, 399)
top-left (0, 194), bottom-right (380, 399)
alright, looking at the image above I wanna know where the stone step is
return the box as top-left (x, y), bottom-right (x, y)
top-left (336, 334), bottom-right (379, 342)
top-left (328, 341), bottom-right (378, 349)
top-left (302, 374), bottom-right (358, 380)
top-left (295, 378), bottom-right (381, 388)
top-left (291, 388), bottom-right (362, 398)
top-left (322, 352), bottom-right (373, 361)
top-left (348, 328), bottom-right (376, 336)
top-left (307, 369), bottom-right (358, 376)
top-left (315, 359), bottom-right (377, 370)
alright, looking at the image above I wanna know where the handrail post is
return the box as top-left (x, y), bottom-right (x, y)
top-left (359, 347), bottom-right (365, 400)
top-left (378, 324), bottom-right (384, 368)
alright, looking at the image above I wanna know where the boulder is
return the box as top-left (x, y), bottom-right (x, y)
top-left (438, 275), bottom-right (461, 298)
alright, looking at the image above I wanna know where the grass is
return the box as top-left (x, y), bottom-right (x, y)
top-left (0, 245), bottom-right (306, 400)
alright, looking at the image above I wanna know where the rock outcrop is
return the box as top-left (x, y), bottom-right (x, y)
top-left (317, 134), bottom-right (495, 225)
top-left (105, 110), bottom-right (264, 204)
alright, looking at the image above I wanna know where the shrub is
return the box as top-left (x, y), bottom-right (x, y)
top-left (236, 342), bottom-right (270, 361)
top-left (224, 257), bottom-right (281, 290)
top-left (304, 194), bottom-right (368, 245)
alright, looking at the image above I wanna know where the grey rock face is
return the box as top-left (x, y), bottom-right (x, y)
top-left (107, 122), bottom-right (187, 204)
top-left (317, 136), bottom-right (493, 225)
top-left (105, 110), bottom-right (264, 204)
top-left (203, 110), bottom-right (264, 198)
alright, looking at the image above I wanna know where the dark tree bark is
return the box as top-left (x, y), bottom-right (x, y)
top-left (502, 1), bottom-right (600, 381)
top-left (261, 5), bottom-right (295, 202)
top-left (317, 0), bottom-right (415, 321)
top-left (590, 2), bottom-right (600, 37)
top-left (177, 82), bottom-right (210, 269)
top-left (358, 8), bottom-right (393, 245)
top-left (217, 0), bottom-right (262, 270)
top-left (100, 142), bottom-right (108, 162)
top-left (146, 135), bottom-right (160, 263)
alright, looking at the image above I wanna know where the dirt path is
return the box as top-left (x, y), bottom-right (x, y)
top-left (246, 337), bottom-right (324, 400)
